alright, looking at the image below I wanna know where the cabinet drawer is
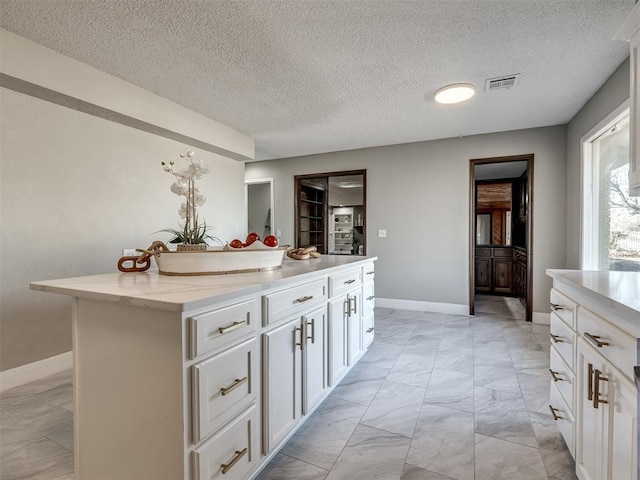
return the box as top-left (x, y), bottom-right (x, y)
top-left (192, 405), bottom-right (258, 480)
top-left (577, 307), bottom-right (636, 382)
top-left (363, 313), bottom-right (375, 348)
top-left (362, 282), bottom-right (375, 317)
top-left (550, 288), bottom-right (577, 330)
top-left (550, 382), bottom-right (575, 457)
top-left (550, 312), bottom-right (576, 371)
top-left (263, 278), bottom-right (326, 326)
top-left (192, 339), bottom-right (257, 443)
top-left (189, 299), bottom-right (256, 359)
top-left (328, 268), bottom-right (361, 298)
top-left (549, 346), bottom-right (575, 414)
top-left (362, 263), bottom-right (375, 282)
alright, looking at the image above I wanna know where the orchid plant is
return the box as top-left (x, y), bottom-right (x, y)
top-left (160, 149), bottom-right (218, 245)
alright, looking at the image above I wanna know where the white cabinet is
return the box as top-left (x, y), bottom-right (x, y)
top-left (328, 296), bottom-right (348, 386)
top-left (616, 2), bottom-right (640, 195)
top-left (362, 263), bottom-right (375, 348)
top-left (576, 337), bottom-right (637, 480)
top-left (262, 305), bottom-right (328, 453)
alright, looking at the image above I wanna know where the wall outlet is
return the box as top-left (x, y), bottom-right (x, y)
top-left (377, 229), bottom-right (387, 238)
top-left (122, 248), bottom-right (138, 257)
top-left (276, 229), bottom-right (282, 237)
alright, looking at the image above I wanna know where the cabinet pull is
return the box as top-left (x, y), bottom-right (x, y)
top-left (587, 363), bottom-right (594, 401)
top-left (367, 295), bottom-right (375, 301)
top-left (366, 327), bottom-right (374, 334)
top-left (344, 298), bottom-right (350, 316)
top-left (549, 405), bottom-right (563, 421)
top-left (349, 296), bottom-right (357, 315)
top-left (307, 319), bottom-right (315, 343)
top-left (549, 333), bottom-right (564, 343)
top-left (218, 320), bottom-right (247, 335)
top-left (584, 332), bottom-right (609, 348)
top-left (549, 369), bottom-right (562, 382)
top-left (220, 376), bottom-right (248, 396)
top-left (294, 295), bottom-right (313, 304)
top-left (366, 270), bottom-right (375, 275)
top-left (549, 303), bottom-right (565, 311)
top-left (593, 369), bottom-right (609, 409)
top-left (344, 279), bottom-right (356, 285)
top-left (295, 326), bottom-right (304, 350)
top-left (220, 447), bottom-right (248, 474)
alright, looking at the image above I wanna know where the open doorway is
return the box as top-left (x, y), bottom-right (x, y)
top-left (469, 155), bottom-right (533, 322)
top-left (245, 177), bottom-right (274, 238)
top-left (294, 170), bottom-right (366, 255)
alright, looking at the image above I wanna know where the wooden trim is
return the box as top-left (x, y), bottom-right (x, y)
top-left (469, 154), bottom-right (534, 322)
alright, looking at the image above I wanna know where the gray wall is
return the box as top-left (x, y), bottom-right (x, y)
top-left (565, 58), bottom-right (631, 268)
top-left (0, 88), bottom-right (246, 371)
top-left (247, 182), bottom-right (271, 238)
top-left (246, 125), bottom-right (568, 314)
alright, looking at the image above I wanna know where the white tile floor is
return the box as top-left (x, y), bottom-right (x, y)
top-left (0, 295), bottom-right (576, 480)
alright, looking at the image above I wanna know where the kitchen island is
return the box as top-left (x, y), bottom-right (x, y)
top-left (31, 255), bottom-right (377, 480)
top-left (546, 269), bottom-right (639, 480)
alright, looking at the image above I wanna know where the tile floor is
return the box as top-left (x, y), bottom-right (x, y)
top-left (0, 294), bottom-right (576, 480)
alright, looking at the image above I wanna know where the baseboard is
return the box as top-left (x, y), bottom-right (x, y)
top-left (376, 298), bottom-right (469, 315)
top-left (0, 351), bottom-right (73, 392)
top-left (532, 312), bottom-right (550, 325)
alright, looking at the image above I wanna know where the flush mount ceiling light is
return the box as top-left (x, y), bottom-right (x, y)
top-left (434, 83), bottom-right (477, 104)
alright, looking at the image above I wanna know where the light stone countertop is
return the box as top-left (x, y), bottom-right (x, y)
top-left (546, 269), bottom-right (640, 335)
top-left (31, 255), bottom-right (377, 313)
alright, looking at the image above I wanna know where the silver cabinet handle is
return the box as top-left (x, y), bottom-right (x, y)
top-left (295, 295), bottom-right (313, 304)
top-left (295, 326), bottom-right (304, 350)
top-left (307, 319), bottom-right (315, 343)
top-left (221, 447), bottom-right (248, 474)
top-left (344, 279), bottom-right (356, 285)
top-left (550, 303), bottom-right (565, 311)
top-left (549, 369), bottom-right (562, 382)
top-left (366, 270), bottom-right (375, 275)
top-left (584, 332), bottom-right (609, 348)
top-left (593, 369), bottom-right (609, 409)
top-left (220, 376), bottom-right (248, 396)
top-left (549, 333), bottom-right (564, 343)
top-left (366, 327), bottom-right (374, 333)
top-left (367, 295), bottom-right (375, 301)
top-left (549, 405), bottom-right (563, 421)
top-left (218, 320), bottom-right (247, 335)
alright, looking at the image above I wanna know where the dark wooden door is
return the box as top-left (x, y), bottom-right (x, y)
top-left (493, 258), bottom-right (513, 293)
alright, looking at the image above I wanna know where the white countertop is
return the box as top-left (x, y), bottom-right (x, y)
top-left (31, 255), bottom-right (377, 312)
top-left (546, 269), bottom-right (640, 329)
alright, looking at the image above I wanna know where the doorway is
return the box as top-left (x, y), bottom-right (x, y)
top-left (469, 155), bottom-right (533, 322)
top-left (294, 170), bottom-right (366, 255)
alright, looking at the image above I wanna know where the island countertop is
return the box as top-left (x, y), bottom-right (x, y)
top-left (546, 269), bottom-right (640, 335)
top-left (31, 255), bottom-right (377, 313)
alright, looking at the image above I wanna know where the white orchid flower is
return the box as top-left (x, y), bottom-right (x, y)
top-left (170, 180), bottom-right (189, 196)
top-left (195, 193), bottom-right (206, 206)
top-left (178, 203), bottom-right (187, 219)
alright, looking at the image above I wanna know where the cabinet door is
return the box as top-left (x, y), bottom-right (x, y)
top-left (493, 257), bottom-right (513, 293)
top-left (328, 297), bottom-right (348, 386)
top-left (606, 367), bottom-right (637, 480)
top-left (475, 258), bottom-right (491, 292)
top-left (346, 291), bottom-right (363, 366)
top-left (302, 306), bottom-right (327, 414)
top-left (576, 342), bottom-right (606, 480)
top-left (262, 317), bottom-right (302, 453)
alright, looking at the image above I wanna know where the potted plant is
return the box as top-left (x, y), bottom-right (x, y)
top-left (160, 149), bottom-right (219, 250)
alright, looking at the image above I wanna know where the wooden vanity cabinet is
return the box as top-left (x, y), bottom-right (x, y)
top-left (475, 247), bottom-right (513, 295)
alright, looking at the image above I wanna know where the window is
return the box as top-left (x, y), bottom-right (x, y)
top-left (583, 109), bottom-right (640, 271)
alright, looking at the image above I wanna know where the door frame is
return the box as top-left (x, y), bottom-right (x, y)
top-left (468, 154), bottom-right (534, 322)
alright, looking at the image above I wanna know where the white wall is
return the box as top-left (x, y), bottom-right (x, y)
top-left (0, 32), bottom-right (248, 372)
top-left (246, 125), bottom-right (567, 314)
top-left (566, 58), bottom-right (630, 268)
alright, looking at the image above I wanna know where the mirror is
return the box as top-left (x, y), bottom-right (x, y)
top-left (476, 213), bottom-right (491, 245)
top-left (245, 178), bottom-right (274, 238)
top-left (295, 170), bottom-right (366, 255)
top-left (475, 181), bottom-right (513, 245)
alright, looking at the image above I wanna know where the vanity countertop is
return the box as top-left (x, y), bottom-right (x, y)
top-left (547, 269), bottom-right (640, 334)
top-left (31, 255), bottom-right (377, 313)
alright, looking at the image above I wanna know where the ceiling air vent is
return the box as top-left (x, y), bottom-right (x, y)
top-left (485, 74), bottom-right (521, 92)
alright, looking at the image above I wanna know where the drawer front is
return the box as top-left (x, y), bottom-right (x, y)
top-left (550, 382), bottom-right (575, 457)
top-left (550, 288), bottom-right (577, 330)
top-left (263, 278), bottom-right (326, 326)
top-left (550, 312), bottom-right (576, 371)
top-left (577, 307), bottom-right (636, 381)
top-left (362, 263), bottom-right (375, 282)
top-left (363, 313), bottom-right (375, 348)
top-left (189, 299), bottom-right (256, 359)
top-left (192, 405), bottom-right (257, 480)
top-left (362, 282), bottom-right (375, 317)
top-left (192, 338), bottom-right (257, 443)
top-left (328, 268), bottom-right (362, 298)
top-left (549, 346), bottom-right (575, 414)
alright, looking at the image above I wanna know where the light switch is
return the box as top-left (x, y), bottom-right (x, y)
top-left (276, 229), bottom-right (282, 237)
top-left (377, 229), bottom-right (387, 238)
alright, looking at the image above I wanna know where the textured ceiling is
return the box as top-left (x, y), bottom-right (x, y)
top-left (0, 0), bottom-right (634, 161)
